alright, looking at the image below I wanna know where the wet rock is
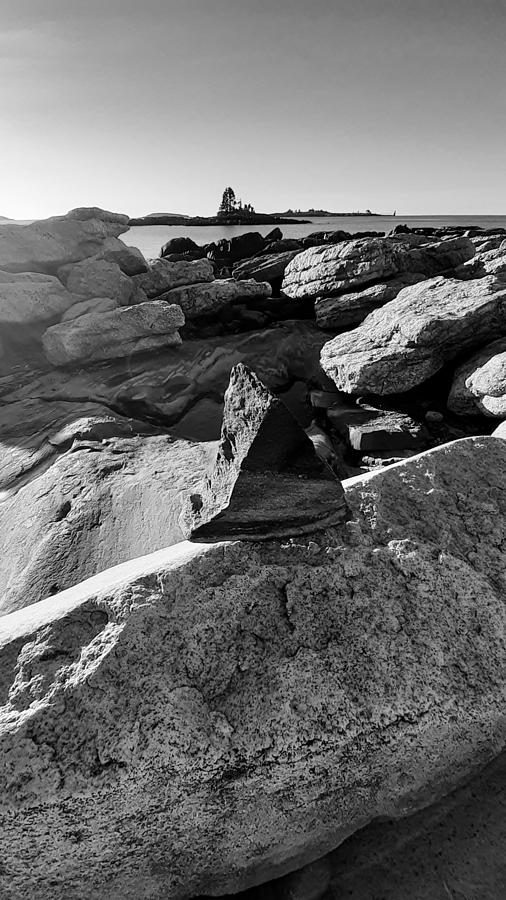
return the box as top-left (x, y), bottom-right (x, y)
top-left (180, 363), bottom-right (347, 540)
top-left (42, 300), bottom-right (184, 366)
top-left (2, 438), bottom-right (506, 898)
top-left (321, 274), bottom-right (506, 395)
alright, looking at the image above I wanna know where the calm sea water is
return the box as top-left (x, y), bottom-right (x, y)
top-left (124, 215), bottom-right (506, 260)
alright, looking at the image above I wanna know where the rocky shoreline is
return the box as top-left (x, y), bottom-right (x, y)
top-left (2, 207), bottom-right (506, 899)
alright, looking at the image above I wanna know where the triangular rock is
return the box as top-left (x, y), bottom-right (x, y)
top-left (180, 363), bottom-right (348, 541)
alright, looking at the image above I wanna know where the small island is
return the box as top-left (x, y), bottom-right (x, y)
top-left (275, 207), bottom-right (379, 217)
top-left (129, 187), bottom-right (312, 226)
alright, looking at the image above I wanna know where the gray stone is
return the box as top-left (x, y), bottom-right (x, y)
top-left (0, 208), bottom-right (129, 274)
top-left (448, 337), bottom-right (506, 416)
top-left (1, 437), bottom-right (506, 898)
top-left (133, 258), bottom-right (214, 299)
top-left (61, 297), bottom-right (118, 322)
top-left (233, 251), bottom-right (300, 286)
top-left (0, 272), bottom-right (83, 325)
top-left (179, 364), bottom-right (346, 540)
top-left (160, 278), bottom-right (272, 319)
top-left (58, 258), bottom-right (138, 306)
top-left (321, 274), bottom-right (506, 395)
top-left (96, 237), bottom-right (149, 275)
top-left (314, 274), bottom-right (425, 329)
top-left (282, 236), bottom-right (474, 301)
top-left (329, 407), bottom-right (425, 452)
top-left (42, 300), bottom-right (184, 366)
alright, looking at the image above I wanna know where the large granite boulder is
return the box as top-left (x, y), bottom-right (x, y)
top-left (42, 300), bottom-right (184, 366)
top-left (233, 251), bottom-right (300, 288)
top-left (1, 437), bottom-right (506, 898)
top-left (158, 278), bottom-right (272, 319)
top-left (314, 273), bottom-right (425, 330)
top-left (58, 258), bottom-right (143, 307)
top-left (95, 237), bottom-right (148, 275)
top-left (321, 274), bottom-right (506, 395)
top-left (448, 337), bottom-right (506, 417)
top-left (282, 236), bottom-right (474, 301)
top-left (180, 364), bottom-right (346, 540)
top-left (132, 258), bottom-right (214, 299)
top-left (0, 271), bottom-right (82, 326)
top-left (0, 208), bottom-right (129, 274)
top-left (0, 424), bottom-right (212, 616)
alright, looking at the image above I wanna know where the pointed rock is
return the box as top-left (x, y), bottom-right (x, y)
top-left (180, 363), bottom-right (347, 540)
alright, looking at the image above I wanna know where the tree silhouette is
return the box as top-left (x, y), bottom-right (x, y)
top-left (218, 187), bottom-right (237, 216)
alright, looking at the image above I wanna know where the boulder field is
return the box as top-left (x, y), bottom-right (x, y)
top-left (4, 210), bottom-right (506, 899)
top-left (1, 437), bottom-right (506, 899)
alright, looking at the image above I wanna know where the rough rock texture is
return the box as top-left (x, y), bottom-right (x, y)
top-left (58, 258), bottom-right (141, 307)
top-left (492, 421), bottom-right (506, 439)
top-left (448, 337), bottom-right (506, 417)
top-left (282, 236), bottom-right (474, 301)
top-left (61, 297), bottom-right (118, 322)
top-left (160, 278), bottom-right (272, 319)
top-left (1, 437), bottom-right (506, 899)
top-left (321, 274), bottom-right (506, 395)
top-left (133, 258), bottom-right (214, 299)
top-left (233, 251), bottom-right (300, 287)
top-left (179, 364), bottom-right (346, 540)
top-left (0, 430), bottom-right (213, 616)
top-left (2, 323), bottom-right (328, 431)
top-left (314, 273), bottom-right (425, 330)
top-left (0, 208), bottom-right (129, 274)
top-left (0, 272), bottom-right (83, 325)
top-left (42, 300), bottom-right (184, 366)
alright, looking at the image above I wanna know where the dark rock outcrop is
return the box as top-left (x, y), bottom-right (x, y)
top-left (179, 364), bottom-right (347, 540)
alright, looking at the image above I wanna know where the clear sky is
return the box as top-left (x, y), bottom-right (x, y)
top-left (1, 0), bottom-right (505, 218)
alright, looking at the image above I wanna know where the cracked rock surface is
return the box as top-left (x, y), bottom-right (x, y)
top-left (1, 436), bottom-right (506, 899)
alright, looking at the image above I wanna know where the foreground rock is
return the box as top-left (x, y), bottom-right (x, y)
top-left (42, 300), bottom-right (184, 365)
top-left (1, 436), bottom-right (506, 898)
top-left (282, 236), bottom-right (474, 301)
top-left (448, 337), bottom-right (506, 417)
top-left (58, 257), bottom-right (143, 307)
top-left (0, 428), bottom-right (212, 615)
top-left (160, 278), bottom-right (272, 319)
top-left (180, 364), bottom-right (346, 540)
top-left (321, 274), bottom-right (506, 395)
top-left (0, 208), bottom-right (129, 274)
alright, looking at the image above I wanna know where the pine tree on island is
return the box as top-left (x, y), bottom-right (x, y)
top-left (217, 187), bottom-right (255, 219)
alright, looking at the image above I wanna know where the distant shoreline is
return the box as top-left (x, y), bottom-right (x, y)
top-left (128, 213), bottom-right (312, 227)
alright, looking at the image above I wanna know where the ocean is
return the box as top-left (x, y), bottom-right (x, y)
top-left (124, 215), bottom-right (506, 260)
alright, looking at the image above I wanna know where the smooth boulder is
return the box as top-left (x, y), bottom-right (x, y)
top-left (0, 272), bottom-right (83, 325)
top-left (42, 300), bottom-right (184, 366)
top-left (233, 251), bottom-right (300, 287)
top-left (58, 258), bottom-right (141, 307)
top-left (321, 274), bottom-right (506, 395)
top-left (1, 437), bottom-right (506, 898)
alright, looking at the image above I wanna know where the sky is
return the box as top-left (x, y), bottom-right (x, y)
top-left (1, 0), bottom-right (505, 218)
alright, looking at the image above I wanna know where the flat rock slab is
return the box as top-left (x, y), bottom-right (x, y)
top-left (1, 437), bottom-right (506, 898)
top-left (448, 336), bottom-right (506, 416)
top-left (0, 208), bottom-right (129, 274)
top-left (328, 406), bottom-right (426, 452)
top-left (314, 273), bottom-right (425, 330)
top-left (321, 274), bottom-right (506, 395)
top-left (42, 300), bottom-right (184, 365)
